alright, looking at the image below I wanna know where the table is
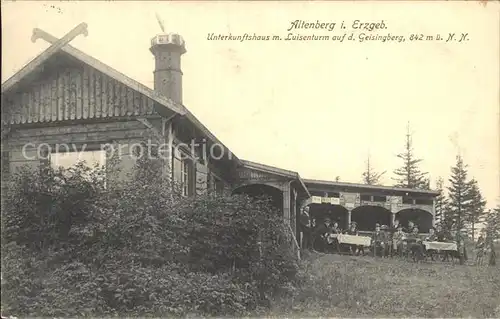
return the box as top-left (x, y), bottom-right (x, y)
top-left (337, 234), bottom-right (372, 247)
top-left (423, 241), bottom-right (458, 251)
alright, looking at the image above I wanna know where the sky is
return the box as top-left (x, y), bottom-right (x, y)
top-left (2, 1), bottom-right (499, 208)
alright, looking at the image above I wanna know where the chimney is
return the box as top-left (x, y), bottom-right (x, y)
top-left (150, 33), bottom-right (186, 104)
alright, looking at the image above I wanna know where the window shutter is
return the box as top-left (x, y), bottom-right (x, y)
top-left (173, 148), bottom-right (182, 184)
top-left (196, 162), bottom-right (208, 195)
top-left (188, 160), bottom-right (195, 196)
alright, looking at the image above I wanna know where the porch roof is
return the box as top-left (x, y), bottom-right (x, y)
top-left (241, 160), bottom-right (311, 198)
top-left (303, 178), bottom-right (440, 196)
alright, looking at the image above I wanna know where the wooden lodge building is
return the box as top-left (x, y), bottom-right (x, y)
top-left (1, 27), bottom-right (439, 254)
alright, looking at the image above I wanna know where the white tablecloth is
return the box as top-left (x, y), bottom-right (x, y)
top-left (338, 234), bottom-right (372, 246)
top-left (423, 241), bottom-right (457, 251)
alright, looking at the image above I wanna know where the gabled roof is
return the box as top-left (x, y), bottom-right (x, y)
top-left (303, 178), bottom-right (440, 196)
top-left (1, 31), bottom-right (241, 167)
top-left (241, 160), bottom-right (311, 197)
top-left (1, 33), bottom-right (187, 116)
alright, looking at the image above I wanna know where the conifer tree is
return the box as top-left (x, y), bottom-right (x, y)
top-left (466, 178), bottom-right (487, 240)
top-left (446, 155), bottom-right (472, 231)
top-left (362, 155), bottom-right (385, 185)
top-left (392, 123), bottom-right (429, 189)
top-left (434, 177), bottom-right (448, 225)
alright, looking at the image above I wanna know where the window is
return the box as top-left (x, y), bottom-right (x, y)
top-left (51, 150), bottom-right (106, 170)
top-left (50, 149), bottom-right (107, 185)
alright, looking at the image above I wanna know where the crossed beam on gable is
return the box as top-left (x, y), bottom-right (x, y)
top-left (1, 23), bottom-right (88, 93)
top-left (31, 22), bottom-right (88, 44)
top-left (1, 23), bottom-right (88, 141)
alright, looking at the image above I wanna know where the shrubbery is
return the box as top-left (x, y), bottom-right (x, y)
top-left (1, 157), bottom-right (299, 317)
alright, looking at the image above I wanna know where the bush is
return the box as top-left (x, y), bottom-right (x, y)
top-left (1, 156), bottom-right (299, 317)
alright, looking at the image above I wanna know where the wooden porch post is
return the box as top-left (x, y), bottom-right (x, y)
top-left (282, 182), bottom-right (291, 224)
top-left (347, 210), bottom-right (352, 229)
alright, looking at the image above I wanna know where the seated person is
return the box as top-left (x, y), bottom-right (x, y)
top-left (381, 225), bottom-right (390, 257)
top-left (331, 221), bottom-right (342, 234)
top-left (426, 227), bottom-right (437, 241)
top-left (424, 227), bottom-right (437, 260)
top-left (435, 224), bottom-right (453, 261)
top-left (344, 222), bottom-right (358, 236)
top-left (392, 225), bottom-right (406, 257)
top-left (344, 222), bottom-right (361, 255)
top-left (405, 226), bottom-right (425, 261)
top-left (405, 220), bottom-right (415, 234)
top-left (313, 217), bottom-right (334, 252)
top-left (328, 221), bottom-right (342, 251)
top-left (371, 223), bottom-right (387, 257)
top-left (390, 219), bottom-right (401, 235)
top-left (387, 220), bottom-right (399, 256)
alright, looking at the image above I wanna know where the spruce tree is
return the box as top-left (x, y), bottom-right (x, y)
top-left (434, 177), bottom-right (448, 225)
top-left (446, 155), bottom-right (472, 231)
top-left (466, 178), bottom-right (487, 240)
top-left (362, 155), bottom-right (385, 185)
top-left (392, 123), bottom-right (429, 189)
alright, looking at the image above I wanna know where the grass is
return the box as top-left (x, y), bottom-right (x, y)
top-left (264, 250), bottom-right (500, 318)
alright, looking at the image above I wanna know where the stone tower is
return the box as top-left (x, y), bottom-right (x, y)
top-left (150, 33), bottom-right (186, 104)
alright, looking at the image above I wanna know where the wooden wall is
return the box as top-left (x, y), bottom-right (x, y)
top-left (2, 62), bottom-right (236, 195)
top-left (6, 121), bottom-right (152, 146)
top-left (3, 65), bottom-right (156, 125)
